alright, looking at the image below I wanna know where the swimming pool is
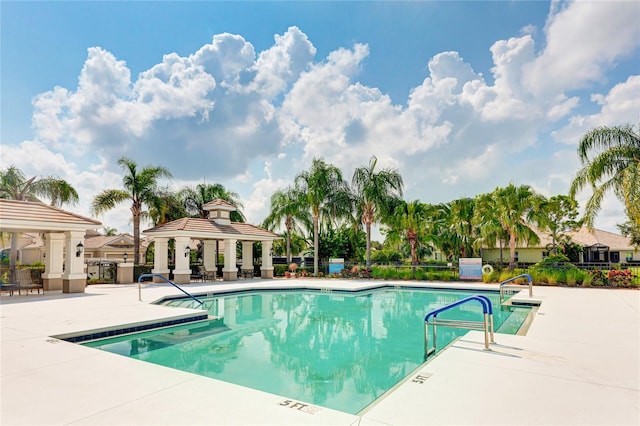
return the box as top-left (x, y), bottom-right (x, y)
top-left (83, 287), bottom-right (532, 414)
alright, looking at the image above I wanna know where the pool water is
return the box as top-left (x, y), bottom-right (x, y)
top-left (84, 288), bottom-right (530, 414)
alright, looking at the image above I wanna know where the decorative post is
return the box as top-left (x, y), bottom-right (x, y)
top-left (62, 231), bottom-right (87, 293)
top-left (260, 240), bottom-right (274, 279)
top-left (42, 232), bottom-right (64, 291)
top-left (223, 238), bottom-right (238, 281)
top-left (151, 237), bottom-right (170, 282)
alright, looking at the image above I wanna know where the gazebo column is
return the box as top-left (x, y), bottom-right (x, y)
top-left (62, 231), bottom-right (86, 293)
top-left (223, 238), bottom-right (238, 281)
top-left (42, 232), bottom-right (64, 290)
top-left (172, 236), bottom-right (191, 284)
top-left (203, 240), bottom-right (217, 278)
top-left (241, 241), bottom-right (253, 278)
top-left (260, 240), bottom-right (274, 279)
top-left (152, 237), bottom-right (170, 282)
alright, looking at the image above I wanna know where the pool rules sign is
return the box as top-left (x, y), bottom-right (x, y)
top-left (459, 258), bottom-right (482, 280)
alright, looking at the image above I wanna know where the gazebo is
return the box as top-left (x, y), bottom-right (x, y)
top-left (0, 199), bottom-right (102, 293)
top-left (142, 199), bottom-right (280, 283)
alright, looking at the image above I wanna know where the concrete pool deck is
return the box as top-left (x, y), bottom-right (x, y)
top-left (1, 280), bottom-right (638, 425)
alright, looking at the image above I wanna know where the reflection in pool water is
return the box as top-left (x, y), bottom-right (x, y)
top-left (85, 288), bottom-right (529, 414)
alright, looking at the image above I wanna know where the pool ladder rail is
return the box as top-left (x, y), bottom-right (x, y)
top-left (424, 295), bottom-right (495, 360)
top-left (499, 273), bottom-right (533, 304)
top-left (137, 273), bottom-right (204, 306)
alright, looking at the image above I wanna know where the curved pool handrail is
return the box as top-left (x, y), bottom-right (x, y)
top-left (137, 273), bottom-right (204, 306)
top-left (424, 294), bottom-right (495, 358)
top-left (424, 295), bottom-right (491, 322)
top-left (499, 273), bottom-right (533, 301)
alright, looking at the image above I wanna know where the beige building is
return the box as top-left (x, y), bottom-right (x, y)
top-left (482, 226), bottom-right (638, 264)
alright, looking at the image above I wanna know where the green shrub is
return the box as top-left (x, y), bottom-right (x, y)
top-left (548, 269), bottom-right (567, 285)
top-left (532, 254), bottom-right (577, 271)
top-left (274, 265), bottom-right (287, 277)
top-left (565, 269), bottom-right (586, 287)
top-left (588, 269), bottom-right (608, 286)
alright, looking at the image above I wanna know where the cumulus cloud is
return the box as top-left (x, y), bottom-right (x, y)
top-left (526, 0), bottom-right (640, 95)
top-left (7, 2), bottom-right (638, 233)
top-left (552, 75), bottom-right (640, 144)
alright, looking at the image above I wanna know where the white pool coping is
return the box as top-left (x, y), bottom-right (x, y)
top-left (1, 279), bottom-right (638, 425)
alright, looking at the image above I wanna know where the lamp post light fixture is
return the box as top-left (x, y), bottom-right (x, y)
top-left (123, 252), bottom-right (128, 263)
top-left (76, 242), bottom-right (84, 258)
top-left (185, 245), bottom-right (191, 258)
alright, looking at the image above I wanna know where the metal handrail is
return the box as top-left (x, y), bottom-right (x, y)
top-left (499, 273), bottom-right (533, 303)
top-left (424, 295), bottom-right (495, 359)
top-left (137, 274), bottom-right (204, 306)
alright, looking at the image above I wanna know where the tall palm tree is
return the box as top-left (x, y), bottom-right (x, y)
top-left (385, 200), bottom-right (428, 265)
top-left (262, 185), bottom-right (311, 263)
top-left (569, 124), bottom-right (640, 228)
top-left (295, 158), bottom-right (352, 275)
top-left (352, 156), bottom-right (404, 268)
top-left (473, 192), bottom-right (509, 264)
top-left (180, 183), bottom-right (245, 222)
top-left (490, 184), bottom-right (544, 269)
top-left (0, 165), bottom-right (79, 281)
top-left (432, 198), bottom-right (477, 260)
top-left (91, 157), bottom-right (172, 265)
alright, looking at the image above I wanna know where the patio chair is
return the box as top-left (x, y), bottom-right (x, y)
top-left (0, 278), bottom-right (16, 296)
top-left (16, 269), bottom-right (43, 295)
top-left (201, 266), bottom-right (217, 281)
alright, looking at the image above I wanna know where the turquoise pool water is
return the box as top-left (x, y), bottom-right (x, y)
top-left (84, 288), bottom-right (530, 414)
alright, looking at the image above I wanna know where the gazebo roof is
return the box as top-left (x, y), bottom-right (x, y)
top-left (0, 199), bottom-right (102, 232)
top-left (143, 217), bottom-right (280, 241)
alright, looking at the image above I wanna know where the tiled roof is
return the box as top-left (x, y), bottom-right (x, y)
top-left (203, 199), bottom-right (237, 211)
top-left (0, 199), bottom-right (101, 229)
top-left (486, 224), bottom-right (634, 251)
top-left (144, 218), bottom-right (279, 239)
top-left (84, 234), bottom-right (135, 249)
top-left (569, 227), bottom-right (634, 249)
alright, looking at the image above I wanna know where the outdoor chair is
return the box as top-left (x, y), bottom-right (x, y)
top-left (16, 269), bottom-right (43, 295)
top-left (1, 279), bottom-right (16, 296)
top-left (201, 266), bottom-right (217, 281)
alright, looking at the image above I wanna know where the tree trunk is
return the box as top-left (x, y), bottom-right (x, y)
top-left (286, 225), bottom-right (292, 264)
top-left (365, 222), bottom-right (371, 268)
top-left (313, 215), bottom-right (319, 276)
top-left (509, 231), bottom-right (517, 270)
top-left (133, 211), bottom-right (140, 265)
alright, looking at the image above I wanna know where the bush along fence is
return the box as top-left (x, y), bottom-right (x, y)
top-left (273, 259), bottom-right (639, 288)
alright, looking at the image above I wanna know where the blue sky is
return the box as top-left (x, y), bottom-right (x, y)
top-left (2, 1), bottom-right (639, 238)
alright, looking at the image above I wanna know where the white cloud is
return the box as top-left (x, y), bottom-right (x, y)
top-left (7, 1), bottom-right (639, 237)
top-left (552, 75), bottom-right (640, 144)
top-left (526, 0), bottom-right (640, 95)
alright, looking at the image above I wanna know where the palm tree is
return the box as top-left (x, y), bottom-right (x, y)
top-left (385, 200), bottom-right (428, 265)
top-left (295, 158), bottom-right (352, 276)
top-left (147, 186), bottom-right (188, 226)
top-left (490, 184), bottom-right (544, 269)
top-left (180, 183), bottom-right (245, 222)
top-left (91, 157), bottom-right (172, 265)
top-left (352, 156), bottom-right (404, 268)
top-left (569, 124), bottom-right (640, 229)
top-left (432, 198), bottom-right (477, 260)
top-left (0, 165), bottom-right (79, 281)
top-left (473, 192), bottom-right (509, 264)
top-left (262, 185), bottom-right (311, 263)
